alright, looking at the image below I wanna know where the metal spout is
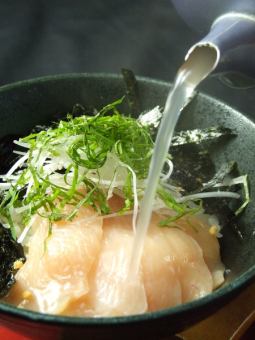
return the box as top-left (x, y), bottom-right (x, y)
top-left (185, 12), bottom-right (255, 86)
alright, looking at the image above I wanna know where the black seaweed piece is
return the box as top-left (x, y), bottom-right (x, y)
top-left (170, 144), bottom-right (215, 193)
top-left (170, 143), bottom-right (243, 236)
top-left (171, 127), bottom-right (234, 147)
top-left (53, 104), bottom-right (88, 125)
top-left (31, 124), bottom-right (49, 133)
top-left (202, 161), bottom-right (237, 191)
top-left (32, 104), bottom-right (94, 133)
top-left (0, 134), bottom-right (21, 174)
top-left (121, 68), bottom-right (141, 116)
top-left (171, 144), bottom-right (243, 241)
top-left (203, 197), bottom-right (243, 239)
top-left (0, 224), bottom-right (25, 297)
top-left (71, 103), bottom-right (87, 117)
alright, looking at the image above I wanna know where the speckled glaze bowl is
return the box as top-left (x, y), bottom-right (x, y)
top-left (0, 74), bottom-right (254, 340)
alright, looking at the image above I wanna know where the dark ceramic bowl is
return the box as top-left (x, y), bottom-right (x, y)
top-left (0, 73), bottom-right (254, 340)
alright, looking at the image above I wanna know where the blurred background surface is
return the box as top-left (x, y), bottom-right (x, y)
top-left (0, 0), bottom-right (255, 120)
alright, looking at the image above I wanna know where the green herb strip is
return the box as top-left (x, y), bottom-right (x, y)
top-left (0, 99), bottom-right (153, 236)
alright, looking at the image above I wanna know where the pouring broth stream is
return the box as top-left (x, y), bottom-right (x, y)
top-left (129, 46), bottom-right (218, 278)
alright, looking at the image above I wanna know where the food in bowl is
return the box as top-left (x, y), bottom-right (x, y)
top-left (0, 99), bottom-right (247, 316)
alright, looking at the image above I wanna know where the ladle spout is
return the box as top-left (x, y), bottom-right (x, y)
top-left (185, 12), bottom-right (255, 78)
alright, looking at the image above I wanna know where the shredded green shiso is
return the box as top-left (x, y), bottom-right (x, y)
top-left (0, 99), bottom-right (247, 242)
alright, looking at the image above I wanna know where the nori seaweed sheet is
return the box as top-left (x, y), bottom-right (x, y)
top-left (31, 103), bottom-right (89, 133)
top-left (0, 134), bottom-right (21, 174)
top-left (169, 142), bottom-right (242, 237)
top-left (0, 137), bottom-right (26, 297)
top-left (170, 143), bottom-right (215, 193)
top-left (121, 68), bottom-right (141, 116)
top-left (0, 224), bottom-right (25, 297)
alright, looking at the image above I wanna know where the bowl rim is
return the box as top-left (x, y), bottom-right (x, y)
top-left (0, 72), bottom-right (255, 326)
